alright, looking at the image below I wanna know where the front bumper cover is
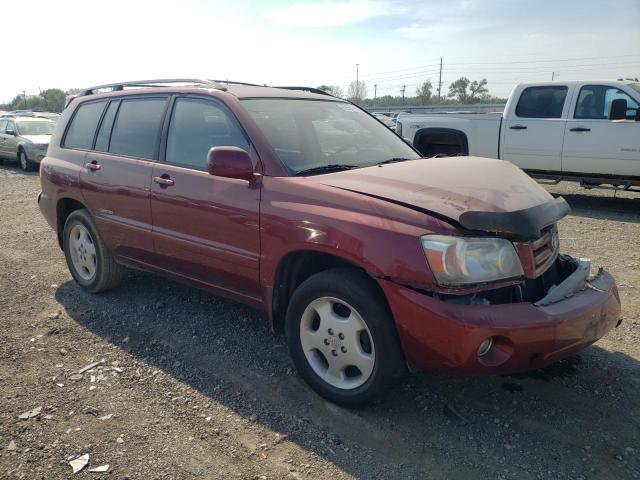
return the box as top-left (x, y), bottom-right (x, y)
top-left (380, 258), bottom-right (621, 374)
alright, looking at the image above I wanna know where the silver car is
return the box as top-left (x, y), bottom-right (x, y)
top-left (0, 116), bottom-right (55, 171)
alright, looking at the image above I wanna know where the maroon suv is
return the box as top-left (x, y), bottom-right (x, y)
top-left (38, 79), bottom-right (621, 406)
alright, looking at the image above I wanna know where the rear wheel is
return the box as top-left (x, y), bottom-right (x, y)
top-left (63, 209), bottom-right (124, 293)
top-left (285, 268), bottom-right (405, 406)
top-left (18, 149), bottom-right (36, 172)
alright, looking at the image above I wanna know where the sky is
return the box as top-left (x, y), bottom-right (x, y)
top-left (2, 0), bottom-right (639, 103)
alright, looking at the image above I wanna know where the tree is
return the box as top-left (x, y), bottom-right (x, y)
top-left (40, 89), bottom-right (67, 112)
top-left (317, 85), bottom-right (344, 98)
top-left (447, 77), bottom-right (488, 104)
top-left (347, 81), bottom-right (367, 103)
top-left (415, 80), bottom-right (433, 104)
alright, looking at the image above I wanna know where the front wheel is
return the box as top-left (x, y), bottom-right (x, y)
top-left (19, 149), bottom-right (36, 172)
top-left (285, 268), bottom-right (405, 406)
top-left (63, 209), bottom-right (124, 293)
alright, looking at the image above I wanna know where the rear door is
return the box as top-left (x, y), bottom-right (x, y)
top-left (77, 96), bottom-right (168, 262)
top-left (150, 95), bottom-right (261, 301)
top-left (502, 85), bottom-right (570, 172)
top-left (562, 84), bottom-right (640, 177)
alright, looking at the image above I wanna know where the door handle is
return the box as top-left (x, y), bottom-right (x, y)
top-left (509, 125), bottom-right (527, 130)
top-left (153, 175), bottom-right (174, 186)
top-left (85, 161), bottom-right (101, 171)
top-left (569, 127), bottom-right (591, 132)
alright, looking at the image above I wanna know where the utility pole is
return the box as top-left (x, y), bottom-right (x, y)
top-left (551, 72), bottom-right (557, 81)
top-left (374, 84), bottom-right (377, 99)
top-left (355, 63), bottom-right (360, 84)
top-left (22, 90), bottom-right (27, 100)
top-left (400, 85), bottom-right (406, 105)
top-left (437, 57), bottom-right (443, 100)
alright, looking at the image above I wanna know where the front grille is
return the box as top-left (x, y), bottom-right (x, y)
top-left (513, 225), bottom-right (559, 279)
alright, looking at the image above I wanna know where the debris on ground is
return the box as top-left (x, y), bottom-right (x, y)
top-left (69, 454), bottom-right (89, 474)
top-left (88, 464), bottom-right (110, 472)
top-left (79, 359), bottom-right (106, 374)
top-left (18, 406), bottom-right (42, 420)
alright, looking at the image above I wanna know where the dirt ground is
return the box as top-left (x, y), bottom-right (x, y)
top-left (0, 162), bottom-right (638, 480)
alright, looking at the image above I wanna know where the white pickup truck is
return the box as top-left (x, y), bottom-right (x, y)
top-left (396, 80), bottom-right (640, 188)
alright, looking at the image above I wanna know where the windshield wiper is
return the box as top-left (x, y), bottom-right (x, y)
top-left (376, 157), bottom-right (412, 166)
top-left (295, 164), bottom-right (361, 176)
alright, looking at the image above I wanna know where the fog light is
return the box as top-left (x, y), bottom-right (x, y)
top-left (477, 337), bottom-right (493, 357)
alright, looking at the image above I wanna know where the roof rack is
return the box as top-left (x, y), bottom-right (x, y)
top-left (274, 86), bottom-right (332, 96)
top-left (79, 78), bottom-right (228, 96)
top-left (212, 80), bottom-right (262, 87)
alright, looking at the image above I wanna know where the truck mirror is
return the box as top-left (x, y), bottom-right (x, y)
top-left (609, 98), bottom-right (628, 120)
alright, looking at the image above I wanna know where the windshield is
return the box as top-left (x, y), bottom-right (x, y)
top-left (17, 121), bottom-right (55, 136)
top-left (241, 99), bottom-right (420, 175)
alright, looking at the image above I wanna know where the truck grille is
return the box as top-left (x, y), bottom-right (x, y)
top-left (513, 225), bottom-right (560, 279)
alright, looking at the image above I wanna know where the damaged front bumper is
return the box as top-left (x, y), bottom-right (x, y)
top-left (380, 256), bottom-right (621, 374)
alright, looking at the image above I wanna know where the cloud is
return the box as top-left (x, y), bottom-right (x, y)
top-left (264, 0), bottom-right (392, 28)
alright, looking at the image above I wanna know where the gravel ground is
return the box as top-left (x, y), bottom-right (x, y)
top-left (0, 162), bottom-right (638, 480)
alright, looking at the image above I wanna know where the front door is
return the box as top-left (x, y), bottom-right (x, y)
top-left (562, 84), bottom-right (640, 177)
top-left (150, 96), bottom-right (261, 301)
top-left (502, 85), bottom-right (569, 172)
top-left (0, 120), bottom-right (8, 157)
top-left (3, 120), bottom-right (18, 159)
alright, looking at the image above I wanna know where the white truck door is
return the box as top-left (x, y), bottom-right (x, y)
top-left (562, 84), bottom-right (640, 177)
top-left (502, 85), bottom-right (570, 172)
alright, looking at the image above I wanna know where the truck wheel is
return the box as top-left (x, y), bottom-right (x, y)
top-left (63, 209), bottom-right (124, 293)
top-left (18, 149), bottom-right (36, 172)
top-left (285, 268), bottom-right (405, 407)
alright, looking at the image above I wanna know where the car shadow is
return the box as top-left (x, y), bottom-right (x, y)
top-left (0, 160), bottom-right (39, 175)
top-left (54, 271), bottom-right (640, 479)
top-left (549, 190), bottom-right (640, 223)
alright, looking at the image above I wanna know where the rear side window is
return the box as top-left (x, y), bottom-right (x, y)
top-left (515, 86), bottom-right (568, 119)
top-left (64, 101), bottom-right (107, 149)
top-left (0, 120), bottom-right (6, 132)
top-left (109, 98), bottom-right (167, 160)
top-left (165, 97), bottom-right (249, 169)
top-left (94, 101), bottom-right (120, 152)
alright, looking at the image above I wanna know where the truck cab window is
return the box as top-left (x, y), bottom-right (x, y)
top-left (575, 85), bottom-right (638, 120)
top-left (515, 86), bottom-right (568, 119)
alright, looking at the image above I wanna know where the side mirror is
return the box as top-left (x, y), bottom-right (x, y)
top-left (609, 98), bottom-right (628, 120)
top-left (5, 128), bottom-right (16, 136)
top-left (206, 146), bottom-right (254, 182)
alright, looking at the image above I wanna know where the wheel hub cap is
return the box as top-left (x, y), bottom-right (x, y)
top-left (299, 297), bottom-right (375, 390)
top-left (68, 224), bottom-right (97, 281)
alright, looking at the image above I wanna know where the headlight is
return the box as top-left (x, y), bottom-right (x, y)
top-left (421, 235), bottom-right (523, 287)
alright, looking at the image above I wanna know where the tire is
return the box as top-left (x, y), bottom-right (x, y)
top-left (18, 149), bottom-right (36, 172)
top-left (63, 209), bottom-right (124, 293)
top-left (285, 268), bottom-right (405, 407)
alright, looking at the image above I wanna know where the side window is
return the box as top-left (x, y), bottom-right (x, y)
top-left (6, 120), bottom-right (16, 133)
top-left (0, 120), bottom-right (7, 132)
top-left (63, 101), bottom-right (107, 149)
top-left (165, 98), bottom-right (250, 169)
top-left (515, 86), bottom-right (568, 119)
top-left (94, 101), bottom-right (120, 152)
top-left (109, 98), bottom-right (167, 160)
top-left (574, 85), bottom-right (638, 120)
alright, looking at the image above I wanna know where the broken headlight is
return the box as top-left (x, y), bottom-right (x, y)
top-left (421, 235), bottom-right (523, 287)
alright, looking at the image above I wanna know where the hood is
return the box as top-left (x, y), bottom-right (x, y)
top-left (22, 135), bottom-right (51, 144)
top-left (308, 156), bottom-right (569, 239)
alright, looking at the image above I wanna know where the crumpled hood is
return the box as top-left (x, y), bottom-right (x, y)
top-left (22, 135), bottom-right (51, 144)
top-left (308, 156), bottom-right (568, 239)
